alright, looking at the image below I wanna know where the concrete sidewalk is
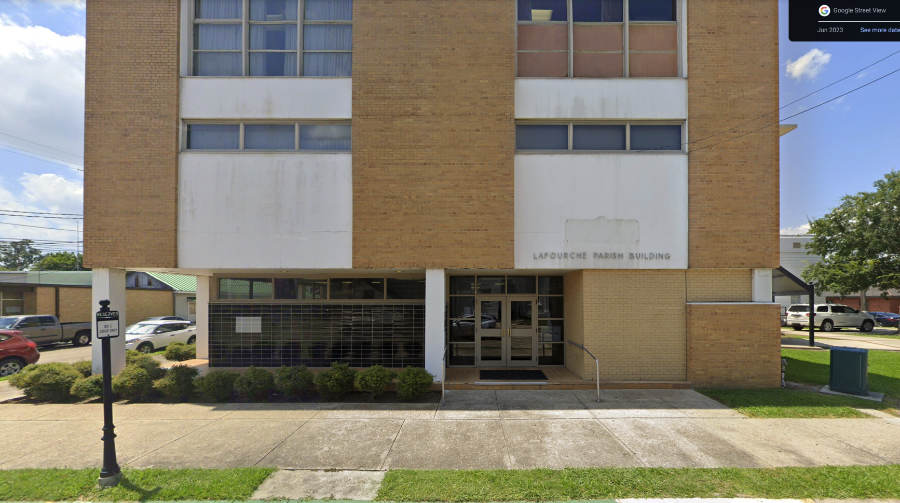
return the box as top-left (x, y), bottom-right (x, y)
top-left (1, 390), bottom-right (899, 470)
top-left (781, 329), bottom-right (900, 351)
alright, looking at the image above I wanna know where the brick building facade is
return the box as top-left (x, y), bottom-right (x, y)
top-left (84, 0), bottom-right (781, 387)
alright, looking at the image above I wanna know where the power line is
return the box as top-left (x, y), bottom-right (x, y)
top-left (0, 221), bottom-right (82, 231)
top-left (0, 209), bottom-right (82, 216)
top-left (0, 213), bottom-right (83, 220)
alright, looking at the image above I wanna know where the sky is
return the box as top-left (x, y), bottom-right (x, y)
top-left (0, 0), bottom-right (897, 256)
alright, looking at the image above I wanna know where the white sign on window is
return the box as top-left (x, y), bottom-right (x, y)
top-left (235, 316), bottom-right (262, 333)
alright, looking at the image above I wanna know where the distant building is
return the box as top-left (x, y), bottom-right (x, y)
top-left (0, 271), bottom-right (196, 323)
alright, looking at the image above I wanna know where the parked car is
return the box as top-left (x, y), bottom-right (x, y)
top-left (146, 316), bottom-right (188, 321)
top-left (0, 315), bottom-right (93, 347)
top-left (124, 320), bottom-right (197, 353)
top-left (870, 311), bottom-right (900, 328)
top-left (0, 330), bottom-right (40, 377)
top-left (786, 304), bottom-right (875, 332)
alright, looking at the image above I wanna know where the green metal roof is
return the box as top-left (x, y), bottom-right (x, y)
top-left (145, 272), bottom-right (197, 293)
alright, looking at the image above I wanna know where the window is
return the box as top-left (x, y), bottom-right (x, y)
top-left (192, 0), bottom-right (352, 76)
top-left (329, 278), bottom-right (384, 299)
top-left (218, 278), bottom-right (273, 299)
top-left (817, 305), bottom-right (829, 312)
top-left (793, 242), bottom-right (802, 248)
top-left (517, 0), bottom-right (678, 78)
top-left (185, 122), bottom-right (351, 151)
top-left (386, 279), bottom-right (426, 300)
top-left (17, 317), bottom-right (41, 328)
top-left (216, 276), bottom-right (423, 301)
top-left (39, 316), bottom-right (56, 326)
top-left (516, 122), bottom-right (682, 151)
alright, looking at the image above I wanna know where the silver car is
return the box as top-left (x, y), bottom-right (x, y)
top-left (124, 320), bottom-right (197, 353)
top-left (786, 304), bottom-right (875, 332)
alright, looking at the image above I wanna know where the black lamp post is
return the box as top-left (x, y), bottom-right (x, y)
top-left (97, 299), bottom-right (122, 488)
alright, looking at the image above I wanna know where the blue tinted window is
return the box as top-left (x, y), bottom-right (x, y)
top-left (303, 53), bottom-right (352, 76)
top-left (629, 0), bottom-right (675, 21)
top-left (250, 0), bottom-right (298, 20)
top-left (630, 125), bottom-right (681, 151)
top-left (300, 125), bottom-right (351, 150)
top-left (516, 125), bottom-right (568, 150)
top-left (195, 0), bottom-right (241, 19)
top-left (573, 0), bottom-right (623, 22)
top-left (245, 125), bottom-right (295, 150)
top-left (187, 124), bottom-right (240, 150)
top-left (518, 0), bottom-right (568, 21)
top-left (305, 0), bottom-right (353, 20)
top-left (573, 125), bottom-right (626, 150)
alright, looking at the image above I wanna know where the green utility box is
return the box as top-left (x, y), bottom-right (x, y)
top-left (829, 347), bottom-right (868, 395)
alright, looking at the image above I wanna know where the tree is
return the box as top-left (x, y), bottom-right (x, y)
top-left (32, 252), bottom-right (85, 271)
top-left (803, 171), bottom-right (900, 314)
top-left (0, 240), bottom-right (42, 270)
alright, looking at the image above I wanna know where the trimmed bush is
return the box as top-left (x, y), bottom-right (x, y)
top-left (274, 366), bottom-right (315, 399)
top-left (72, 360), bottom-right (93, 377)
top-left (164, 343), bottom-right (196, 362)
top-left (396, 367), bottom-right (433, 401)
top-left (70, 375), bottom-right (104, 400)
top-left (314, 362), bottom-right (357, 400)
top-left (153, 365), bottom-right (199, 401)
top-left (125, 350), bottom-right (165, 379)
top-left (9, 363), bottom-right (81, 402)
top-left (196, 370), bottom-right (238, 402)
top-left (234, 367), bottom-right (275, 401)
top-left (355, 365), bottom-right (394, 400)
top-left (112, 365), bottom-right (154, 401)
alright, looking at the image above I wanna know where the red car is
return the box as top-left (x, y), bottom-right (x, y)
top-left (0, 329), bottom-right (40, 377)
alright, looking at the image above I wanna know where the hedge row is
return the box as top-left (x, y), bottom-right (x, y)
top-left (10, 356), bottom-right (434, 403)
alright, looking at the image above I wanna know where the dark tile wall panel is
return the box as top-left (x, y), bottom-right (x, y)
top-left (209, 303), bottom-right (425, 368)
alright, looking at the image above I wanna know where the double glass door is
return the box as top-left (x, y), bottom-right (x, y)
top-left (475, 295), bottom-right (537, 367)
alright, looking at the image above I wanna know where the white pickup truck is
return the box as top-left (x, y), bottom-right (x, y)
top-left (0, 315), bottom-right (93, 347)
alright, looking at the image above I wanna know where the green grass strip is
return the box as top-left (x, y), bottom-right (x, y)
top-left (377, 465), bottom-right (900, 501)
top-left (699, 388), bottom-right (882, 418)
top-left (0, 467), bottom-right (275, 501)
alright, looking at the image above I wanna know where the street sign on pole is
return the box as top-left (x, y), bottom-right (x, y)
top-left (96, 300), bottom-right (121, 488)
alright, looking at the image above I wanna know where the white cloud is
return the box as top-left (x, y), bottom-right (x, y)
top-left (786, 48), bottom-right (831, 80)
top-left (19, 173), bottom-right (83, 214)
top-left (780, 223), bottom-right (811, 235)
top-left (0, 173), bottom-right (83, 255)
top-left (0, 16), bottom-right (84, 169)
top-left (10, 0), bottom-right (84, 11)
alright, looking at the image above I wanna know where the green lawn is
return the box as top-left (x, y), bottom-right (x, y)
top-left (0, 468), bottom-right (274, 501)
top-left (377, 465), bottom-right (900, 501)
top-left (783, 348), bottom-right (900, 400)
top-left (699, 388), bottom-right (882, 418)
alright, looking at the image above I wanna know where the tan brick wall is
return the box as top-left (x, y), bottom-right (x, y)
top-left (127, 289), bottom-right (175, 325)
top-left (686, 269), bottom-right (752, 302)
top-left (687, 0), bottom-right (779, 268)
top-left (57, 287), bottom-right (91, 323)
top-left (579, 270), bottom-right (686, 381)
top-left (563, 270), bottom-right (585, 378)
top-left (352, 0), bottom-right (515, 269)
top-left (687, 303), bottom-right (781, 387)
top-left (83, 0), bottom-right (179, 268)
top-left (35, 287), bottom-right (56, 317)
top-left (22, 288), bottom-right (36, 315)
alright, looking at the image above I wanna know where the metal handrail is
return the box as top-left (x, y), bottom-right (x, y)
top-left (566, 340), bottom-right (601, 402)
top-left (441, 345), bottom-right (446, 403)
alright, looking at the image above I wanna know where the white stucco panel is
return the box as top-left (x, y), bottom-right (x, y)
top-left (180, 78), bottom-right (351, 119)
top-left (179, 153), bottom-right (352, 269)
top-left (515, 78), bottom-right (687, 119)
top-left (515, 153), bottom-right (688, 269)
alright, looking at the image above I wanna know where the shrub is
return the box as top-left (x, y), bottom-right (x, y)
top-left (112, 365), bottom-right (153, 401)
top-left (314, 362), bottom-right (357, 400)
top-left (234, 367), bottom-right (275, 401)
top-left (9, 363), bottom-right (81, 402)
top-left (396, 367), bottom-right (433, 401)
top-left (153, 365), bottom-right (199, 401)
top-left (70, 375), bottom-right (104, 400)
top-left (274, 366), bottom-right (315, 399)
top-left (196, 370), bottom-right (238, 402)
top-left (125, 350), bottom-right (165, 379)
top-left (72, 360), bottom-right (93, 377)
top-left (164, 342), bottom-right (196, 362)
top-left (355, 365), bottom-right (394, 400)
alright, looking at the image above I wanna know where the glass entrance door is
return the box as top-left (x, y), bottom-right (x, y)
top-left (476, 297), bottom-right (504, 366)
top-left (475, 296), bottom-right (537, 367)
top-left (508, 296), bottom-right (537, 366)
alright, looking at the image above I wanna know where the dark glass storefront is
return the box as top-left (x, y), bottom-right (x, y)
top-left (209, 276), bottom-right (425, 367)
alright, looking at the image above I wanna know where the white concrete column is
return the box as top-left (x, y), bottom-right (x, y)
top-left (91, 268), bottom-right (127, 375)
top-left (424, 269), bottom-right (446, 382)
top-left (752, 268), bottom-right (773, 303)
top-left (195, 275), bottom-right (210, 360)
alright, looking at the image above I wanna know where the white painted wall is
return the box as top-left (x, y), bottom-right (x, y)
top-left (180, 78), bottom-right (352, 119)
top-left (195, 276), bottom-right (209, 359)
top-left (91, 268), bottom-right (126, 375)
top-left (515, 153), bottom-right (688, 269)
top-left (424, 269), bottom-right (445, 382)
top-left (515, 79), bottom-right (687, 119)
top-left (178, 153), bottom-right (352, 269)
top-left (752, 269), bottom-right (773, 303)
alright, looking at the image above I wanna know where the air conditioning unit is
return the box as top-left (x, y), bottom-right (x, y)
top-left (829, 347), bottom-right (868, 395)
